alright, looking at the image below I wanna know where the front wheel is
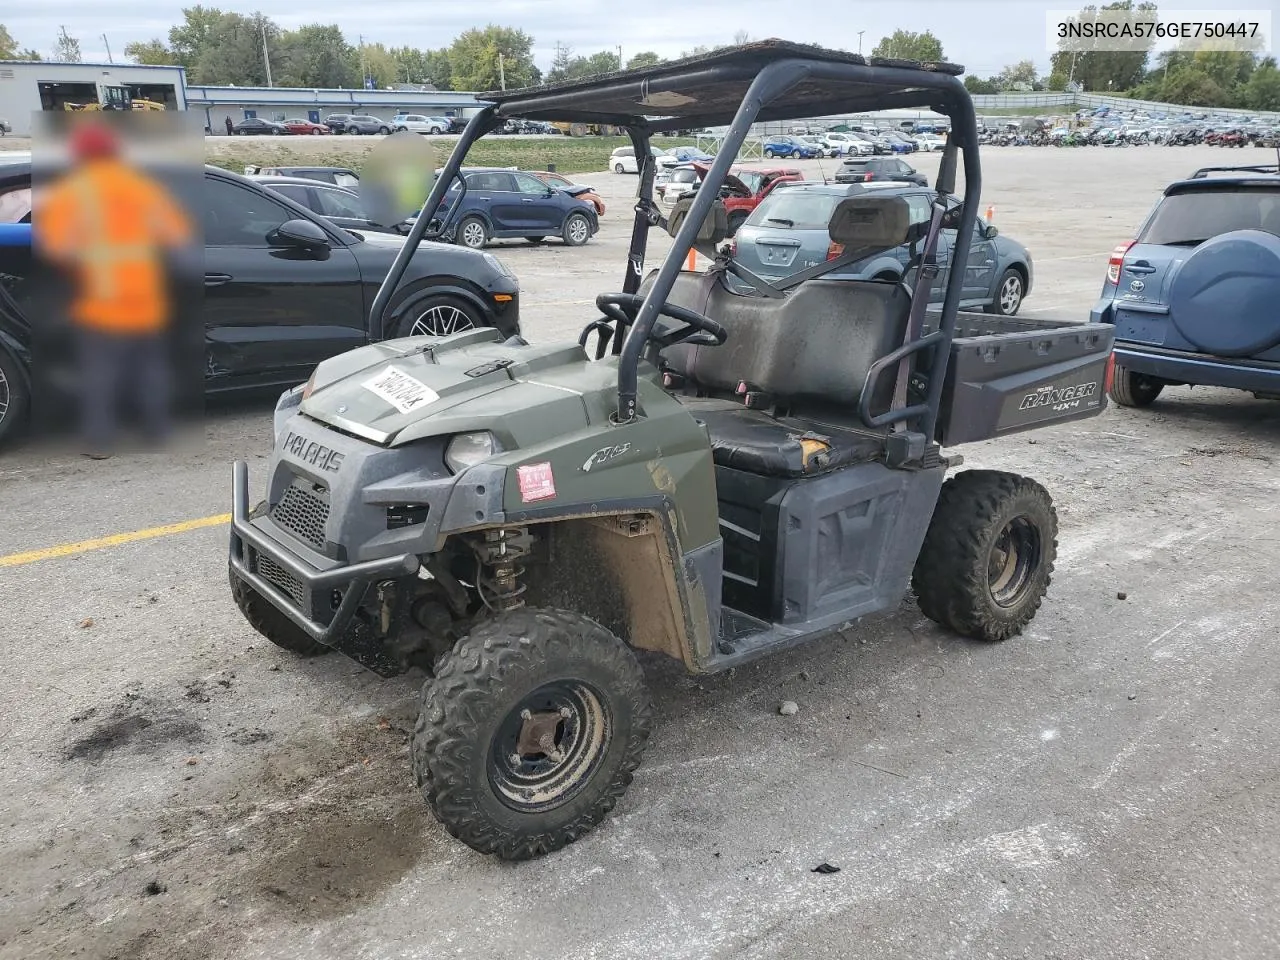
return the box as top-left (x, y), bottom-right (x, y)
top-left (562, 212), bottom-right (592, 246)
top-left (379, 126), bottom-right (390, 135)
top-left (310, 128), bottom-right (321, 135)
top-left (1109, 364), bottom-right (1164, 407)
top-left (985, 268), bottom-right (1025, 316)
top-left (413, 608), bottom-right (653, 860)
top-left (912, 470), bottom-right (1057, 642)
top-left (0, 346), bottom-right (30, 447)
top-left (230, 567), bottom-right (331, 657)
top-left (399, 295), bottom-right (483, 338)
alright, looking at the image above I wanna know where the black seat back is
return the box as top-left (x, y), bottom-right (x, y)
top-left (649, 271), bottom-right (911, 422)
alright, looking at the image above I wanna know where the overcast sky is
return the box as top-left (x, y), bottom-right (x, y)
top-left (6, 0), bottom-right (1277, 80)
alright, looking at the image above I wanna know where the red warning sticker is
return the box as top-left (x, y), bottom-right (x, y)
top-left (517, 462), bottom-right (557, 502)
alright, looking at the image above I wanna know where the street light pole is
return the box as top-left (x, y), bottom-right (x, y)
top-left (858, 31), bottom-right (864, 56)
top-left (261, 21), bottom-right (272, 87)
top-left (102, 34), bottom-right (113, 63)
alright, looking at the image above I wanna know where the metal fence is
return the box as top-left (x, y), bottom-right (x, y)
top-left (971, 91), bottom-right (1279, 122)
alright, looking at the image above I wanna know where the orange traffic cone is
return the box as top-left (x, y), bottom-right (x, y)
top-left (686, 248), bottom-right (697, 271)
top-left (984, 203), bottom-right (995, 221)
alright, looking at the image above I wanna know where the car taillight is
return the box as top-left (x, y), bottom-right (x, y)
top-left (864, 172), bottom-right (874, 182)
top-left (826, 241), bottom-right (844, 260)
top-left (1107, 240), bottom-right (1134, 284)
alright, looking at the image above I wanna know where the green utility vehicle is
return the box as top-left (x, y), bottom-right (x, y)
top-left (228, 41), bottom-right (1116, 860)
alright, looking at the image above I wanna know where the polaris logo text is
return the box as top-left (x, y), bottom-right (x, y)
top-left (282, 431), bottom-right (345, 472)
top-left (1018, 381), bottom-right (1098, 411)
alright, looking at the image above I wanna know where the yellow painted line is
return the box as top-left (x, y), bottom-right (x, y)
top-left (0, 513), bottom-right (231, 568)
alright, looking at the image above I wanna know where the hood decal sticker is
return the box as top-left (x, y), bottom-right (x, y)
top-left (361, 365), bottom-right (440, 414)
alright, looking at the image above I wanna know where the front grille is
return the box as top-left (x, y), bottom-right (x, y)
top-left (254, 551), bottom-right (306, 608)
top-left (271, 478), bottom-right (330, 551)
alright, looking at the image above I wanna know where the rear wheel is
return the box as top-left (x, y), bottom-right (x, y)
top-left (562, 212), bottom-right (592, 247)
top-left (412, 608), bottom-right (652, 860)
top-left (347, 125), bottom-right (360, 135)
top-left (229, 566), bottom-right (330, 657)
top-left (986, 268), bottom-right (1025, 315)
top-left (912, 470), bottom-right (1057, 642)
top-left (399, 295), bottom-right (483, 338)
top-left (456, 216), bottom-right (488, 250)
top-left (613, 163), bottom-right (626, 174)
top-left (1109, 364), bottom-right (1164, 407)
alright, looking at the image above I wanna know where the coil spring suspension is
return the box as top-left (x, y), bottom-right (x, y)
top-left (469, 526), bottom-right (532, 612)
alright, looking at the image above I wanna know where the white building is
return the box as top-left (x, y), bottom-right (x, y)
top-left (0, 60), bottom-right (188, 135)
top-left (186, 85), bottom-right (485, 133)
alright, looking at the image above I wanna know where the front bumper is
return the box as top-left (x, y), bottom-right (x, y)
top-left (228, 460), bottom-right (418, 645)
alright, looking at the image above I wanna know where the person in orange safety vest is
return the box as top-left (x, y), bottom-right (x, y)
top-left (36, 120), bottom-right (194, 457)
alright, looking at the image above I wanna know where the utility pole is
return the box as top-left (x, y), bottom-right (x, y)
top-left (498, 50), bottom-right (506, 90)
top-left (359, 34), bottom-right (367, 90)
top-left (101, 34), bottom-right (113, 63)
top-left (857, 31), bottom-right (864, 56)
top-left (261, 21), bottom-right (272, 87)
top-left (618, 45), bottom-right (623, 69)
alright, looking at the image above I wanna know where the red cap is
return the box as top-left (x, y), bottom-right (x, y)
top-left (69, 122), bottom-right (119, 160)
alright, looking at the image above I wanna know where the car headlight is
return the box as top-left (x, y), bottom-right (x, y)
top-left (445, 431), bottom-right (499, 473)
top-left (301, 369), bottom-right (317, 400)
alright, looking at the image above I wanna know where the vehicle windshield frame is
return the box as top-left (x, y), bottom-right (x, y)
top-left (369, 39), bottom-right (980, 431)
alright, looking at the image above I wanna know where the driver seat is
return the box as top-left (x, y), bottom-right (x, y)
top-left (646, 194), bottom-right (914, 478)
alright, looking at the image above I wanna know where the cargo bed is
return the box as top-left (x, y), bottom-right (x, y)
top-left (924, 312), bottom-right (1115, 447)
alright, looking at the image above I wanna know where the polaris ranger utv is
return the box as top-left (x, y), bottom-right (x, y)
top-left (228, 41), bottom-right (1116, 860)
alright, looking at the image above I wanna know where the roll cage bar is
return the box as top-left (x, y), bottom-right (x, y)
top-left (369, 40), bottom-right (981, 442)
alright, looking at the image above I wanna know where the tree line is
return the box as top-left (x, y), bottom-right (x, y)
top-left (1, 6), bottom-right (1275, 110)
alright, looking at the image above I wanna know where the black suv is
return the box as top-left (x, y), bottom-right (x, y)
top-left (834, 157), bottom-right (928, 186)
top-left (0, 161), bottom-right (521, 445)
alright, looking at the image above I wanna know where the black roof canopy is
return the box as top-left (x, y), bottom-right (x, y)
top-left (481, 40), bottom-right (967, 133)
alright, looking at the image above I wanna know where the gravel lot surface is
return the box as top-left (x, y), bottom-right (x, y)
top-left (1, 144), bottom-right (1277, 960)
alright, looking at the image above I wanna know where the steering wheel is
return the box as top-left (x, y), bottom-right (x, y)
top-left (594, 292), bottom-right (727, 350)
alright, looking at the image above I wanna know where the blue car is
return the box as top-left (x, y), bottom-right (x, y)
top-left (435, 167), bottom-right (599, 249)
top-left (664, 145), bottom-right (715, 163)
top-left (1090, 163), bottom-right (1280, 407)
top-left (762, 135), bottom-right (821, 159)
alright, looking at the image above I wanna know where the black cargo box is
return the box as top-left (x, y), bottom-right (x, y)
top-left (925, 313), bottom-right (1116, 447)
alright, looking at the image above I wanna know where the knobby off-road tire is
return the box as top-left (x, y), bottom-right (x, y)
top-left (412, 608), bottom-right (653, 860)
top-left (912, 470), bottom-right (1058, 642)
top-left (1109, 364), bottom-right (1164, 407)
top-left (229, 569), bottom-right (331, 657)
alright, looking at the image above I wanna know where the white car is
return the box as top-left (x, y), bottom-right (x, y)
top-left (609, 145), bottom-right (678, 174)
top-left (393, 114), bottom-right (449, 134)
top-left (914, 133), bottom-right (945, 151)
top-left (658, 165), bottom-right (701, 203)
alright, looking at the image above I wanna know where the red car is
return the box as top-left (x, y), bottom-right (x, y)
top-left (283, 118), bottom-right (329, 136)
top-left (692, 162), bottom-right (803, 235)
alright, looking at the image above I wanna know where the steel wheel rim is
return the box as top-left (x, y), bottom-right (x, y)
top-left (489, 680), bottom-right (613, 812)
top-left (411, 304), bottom-right (474, 337)
top-left (0, 363), bottom-right (9, 421)
top-left (1000, 275), bottom-right (1022, 313)
top-left (460, 221), bottom-right (486, 248)
top-left (568, 216), bottom-right (589, 243)
top-left (988, 516), bottom-right (1041, 608)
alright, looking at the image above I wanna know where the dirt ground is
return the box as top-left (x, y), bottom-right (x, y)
top-left (1, 144), bottom-right (1279, 960)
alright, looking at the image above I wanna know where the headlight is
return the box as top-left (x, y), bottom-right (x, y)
top-left (301, 369), bottom-right (317, 400)
top-left (445, 431), bottom-right (499, 473)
